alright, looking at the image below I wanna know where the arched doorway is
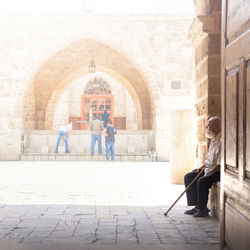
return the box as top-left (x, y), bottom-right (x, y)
top-left (81, 77), bottom-right (114, 129)
top-left (28, 39), bottom-right (153, 131)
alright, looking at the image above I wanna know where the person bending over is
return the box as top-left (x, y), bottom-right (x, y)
top-left (55, 122), bottom-right (72, 153)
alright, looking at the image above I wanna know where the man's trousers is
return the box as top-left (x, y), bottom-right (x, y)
top-left (184, 170), bottom-right (220, 210)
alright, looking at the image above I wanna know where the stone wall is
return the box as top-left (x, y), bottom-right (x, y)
top-left (0, 14), bottom-right (195, 160)
top-left (170, 110), bottom-right (196, 184)
top-left (25, 130), bottom-right (153, 155)
top-left (189, 1), bottom-right (221, 164)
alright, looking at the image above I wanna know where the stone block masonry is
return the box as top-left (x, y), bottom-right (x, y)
top-left (0, 14), bottom-right (195, 161)
top-left (189, 5), bottom-right (221, 165)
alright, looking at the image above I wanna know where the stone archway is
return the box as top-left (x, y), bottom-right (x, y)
top-left (32, 39), bottom-right (153, 130)
top-left (45, 65), bottom-right (143, 130)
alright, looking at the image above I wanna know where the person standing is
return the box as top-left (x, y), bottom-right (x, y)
top-left (105, 120), bottom-right (117, 161)
top-left (184, 116), bottom-right (221, 217)
top-left (55, 122), bottom-right (72, 153)
top-left (89, 115), bottom-right (104, 155)
top-left (101, 110), bottom-right (110, 128)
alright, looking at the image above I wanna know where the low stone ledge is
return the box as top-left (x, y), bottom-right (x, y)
top-left (208, 181), bottom-right (220, 219)
top-left (20, 152), bottom-right (151, 162)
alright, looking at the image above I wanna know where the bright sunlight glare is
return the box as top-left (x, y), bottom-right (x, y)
top-left (0, 0), bottom-right (194, 14)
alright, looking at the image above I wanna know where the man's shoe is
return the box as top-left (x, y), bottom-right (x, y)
top-left (54, 151), bottom-right (58, 153)
top-left (193, 208), bottom-right (209, 217)
top-left (65, 151), bottom-right (70, 153)
top-left (184, 207), bottom-right (197, 215)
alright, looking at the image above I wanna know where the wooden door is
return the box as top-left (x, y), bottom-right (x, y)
top-left (221, 0), bottom-right (250, 249)
top-left (81, 95), bottom-right (114, 129)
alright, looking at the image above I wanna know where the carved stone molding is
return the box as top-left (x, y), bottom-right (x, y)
top-left (188, 18), bottom-right (207, 48)
top-left (197, 10), bottom-right (221, 34)
top-left (189, 10), bottom-right (221, 48)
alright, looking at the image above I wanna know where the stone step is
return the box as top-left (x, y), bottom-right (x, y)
top-left (20, 153), bottom-right (151, 161)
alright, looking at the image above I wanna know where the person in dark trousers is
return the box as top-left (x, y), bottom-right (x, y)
top-left (101, 110), bottom-right (110, 128)
top-left (105, 120), bottom-right (117, 161)
top-left (184, 116), bottom-right (221, 217)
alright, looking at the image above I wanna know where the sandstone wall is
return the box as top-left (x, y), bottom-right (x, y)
top-left (170, 110), bottom-right (196, 184)
top-left (0, 14), bottom-right (195, 160)
top-left (189, 1), bottom-right (221, 164)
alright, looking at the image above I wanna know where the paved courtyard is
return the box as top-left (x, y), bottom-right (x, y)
top-left (0, 161), bottom-right (220, 250)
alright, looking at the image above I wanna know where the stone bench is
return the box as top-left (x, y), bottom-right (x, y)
top-left (208, 181), bottom-right (220, 219)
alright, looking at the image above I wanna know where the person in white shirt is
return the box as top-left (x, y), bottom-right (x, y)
top-left (55, 123), bottom-right (72, 153)
top-left (184, 116), bottom-right (221, 217)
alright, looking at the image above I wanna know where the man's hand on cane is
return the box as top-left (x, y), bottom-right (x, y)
top-left (194, 164), bottom-right (206, 172)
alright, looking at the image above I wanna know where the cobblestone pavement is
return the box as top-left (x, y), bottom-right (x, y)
top-left (0, 161), bottom-right (220, 250)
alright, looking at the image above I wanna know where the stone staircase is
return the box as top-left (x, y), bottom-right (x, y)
top-left (20, 153), bottom-right (152, 161)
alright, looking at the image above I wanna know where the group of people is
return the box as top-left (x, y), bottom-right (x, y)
top-left (55, 114), bottom-right (222, 218)
top-left (88, 113), bottom-right (117, 160)
top-left (55, 110), bottom-right (117, 161)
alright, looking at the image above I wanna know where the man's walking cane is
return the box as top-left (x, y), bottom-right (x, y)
top-left (164, 168), bottom-right (205, 216)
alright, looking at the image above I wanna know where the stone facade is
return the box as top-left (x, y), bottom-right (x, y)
top-left (170, 110), bottom-right (196, 184)
top-left (0, 14), bottom-right (195, 161)
top-left (189, 0), bottom-right (221, 165)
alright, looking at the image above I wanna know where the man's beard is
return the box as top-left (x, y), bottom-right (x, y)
top-left (206, 129), bottom-right (215, 139)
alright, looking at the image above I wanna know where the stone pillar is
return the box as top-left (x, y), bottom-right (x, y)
top-left (189, 1), bottom-right (221, 165)
top-left (170, 110), bottom-right (196, 184)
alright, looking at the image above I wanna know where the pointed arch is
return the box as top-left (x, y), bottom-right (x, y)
top-left (30, 39), bottom-right (153, 130)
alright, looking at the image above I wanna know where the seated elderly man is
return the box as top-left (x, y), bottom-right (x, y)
top-left (184, 116), bottom-right (221, 217)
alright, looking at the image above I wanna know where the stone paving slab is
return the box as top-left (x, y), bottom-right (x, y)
top-left (0, 161), bottom-right (220, 249)
top-left (0, 241), bottom-right (220, 250)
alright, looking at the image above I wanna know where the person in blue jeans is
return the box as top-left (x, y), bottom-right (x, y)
top-left (105, 120), bottom-right (117, 160)
top-left (89, 115), bottom-right (104, 155)
top-left (55, 123), bottom-right (72, 153)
